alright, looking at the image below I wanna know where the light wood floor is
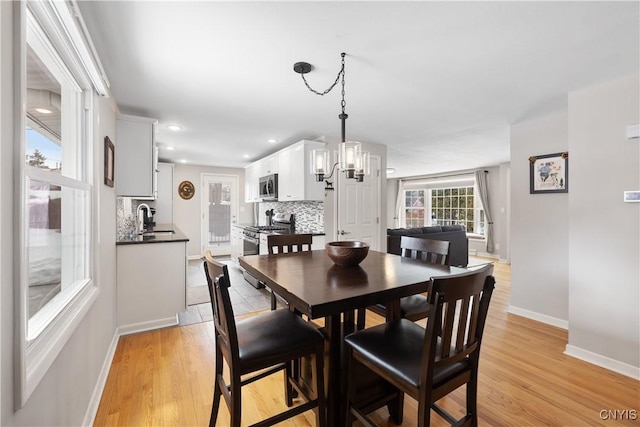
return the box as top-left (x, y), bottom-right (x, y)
top-left (94, 258), bottom-right (639, 426)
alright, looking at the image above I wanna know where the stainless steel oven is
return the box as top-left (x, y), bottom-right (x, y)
top-left (242, 229), bottom-right (260, 256)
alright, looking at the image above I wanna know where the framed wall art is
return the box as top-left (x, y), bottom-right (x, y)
top-left (104, 136), bottom-right (115, 187)
top-left (529, 152), bottom-right (568, 194)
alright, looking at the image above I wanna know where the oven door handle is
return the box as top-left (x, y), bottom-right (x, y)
top-left (242, 234), bottom-right (259, 245)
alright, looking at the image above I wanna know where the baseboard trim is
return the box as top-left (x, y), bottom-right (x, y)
top-left (565, 345), bottom-right (640, 380)
top-left (118, 316), bottom-right (179, 336)
top-left (82, 330), bottom-right (120, 427)
top-left (507, 305), bottom-right (568, 330)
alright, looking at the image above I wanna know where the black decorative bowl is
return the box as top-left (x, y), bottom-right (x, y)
top-left (325, 241), bottom-right (370, 267)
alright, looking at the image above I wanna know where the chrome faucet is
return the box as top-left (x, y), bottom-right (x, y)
top-left (136, 203), bottom-right (151, 234)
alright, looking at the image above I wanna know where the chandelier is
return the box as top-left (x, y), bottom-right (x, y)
top-left (293, 52), bottom-right (370, 190)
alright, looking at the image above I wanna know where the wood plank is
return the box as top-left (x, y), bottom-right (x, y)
top-left (94, 258), bottom-right (639, 426)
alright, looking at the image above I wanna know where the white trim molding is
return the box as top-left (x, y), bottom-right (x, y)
top-left (507, 305), bottom-right (569, 330)
top-left (117, 316), bottom-right (179, 337)
top-left (565, 345), bottom-right (640, 380)
top-left (83, 330), bottom-right (120, 426)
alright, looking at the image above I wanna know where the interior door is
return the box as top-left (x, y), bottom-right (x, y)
top-left (337, 155), bottom-right (381, 250)
top-left (202, 174), bottom-right (238, 256)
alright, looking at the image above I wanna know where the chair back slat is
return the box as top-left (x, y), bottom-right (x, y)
top-left (204, 252), bottom-right (238, 357)
top-left (423, 263), bottom-right (495, 377)
top-left (267, 234), bottom-right (313, 254)
top-left (400, 236), bottom-right (450, 265)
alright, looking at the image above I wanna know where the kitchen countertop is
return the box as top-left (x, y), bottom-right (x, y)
top-left (116, 223), bottom-right (190, 245)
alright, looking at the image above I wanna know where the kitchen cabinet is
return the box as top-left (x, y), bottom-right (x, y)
top-left (260, 155), bottom-right (278, 176)
top-left (153, 162), bottom-right (174, 224)
top-left (277, 140), bottom-right (325, 201)
top-left (230, 225), bottom-right (243, 262)
top-left (259, 233), bottom-right (268, 255)
top-left (244, 162), bottom-right (260, 203)
top-left (311, 234), bottom-right (326, 250)
top-left (116, 239), bottom-right (187, 333)
top-left (116, 114), bottom-right (158, 198)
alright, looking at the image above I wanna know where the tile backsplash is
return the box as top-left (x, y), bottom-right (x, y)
top-left (260, 201), bottom-right (324, 233)
top-left (116, 197), bottom-right (144, 240)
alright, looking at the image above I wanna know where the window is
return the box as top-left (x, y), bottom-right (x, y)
top-left (404, 190), bottom-right (425, 228)
top-left (402, 177), bottom-right (486, 237)
top-left (16, 3), bottom-right (104, 406)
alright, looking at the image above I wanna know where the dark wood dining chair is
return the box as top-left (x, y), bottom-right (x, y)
top-left (363, 236), bottom-right (450, 326)
top-left (345, 263), bottom-right (495, 427)
top-left (267, 233), bottom-right (313, 310)
top-left (203, 252), bottom-right (327, 427)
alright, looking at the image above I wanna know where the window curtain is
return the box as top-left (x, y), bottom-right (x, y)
top-left (394, 179), bottom-right (405, 228)
top-left (475, 170), bottom-right (494, 253)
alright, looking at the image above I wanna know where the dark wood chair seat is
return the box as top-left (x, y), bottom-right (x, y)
top-left (345, 263), bottom-right (495, 427)
top-left (204, 252), bottom-right (326, 427)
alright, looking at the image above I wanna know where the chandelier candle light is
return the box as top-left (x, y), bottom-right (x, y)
top-left (294, 52), bottom-right (370, 189)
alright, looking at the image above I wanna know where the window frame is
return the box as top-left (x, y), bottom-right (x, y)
top-left (402, 176), bottom-right (486, 238)
top-left (15, 1), bottom-right (101, 408)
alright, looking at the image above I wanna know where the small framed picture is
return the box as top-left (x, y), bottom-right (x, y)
top-left (104, 136), bottom-right (115, 187)
top-left (529, 152), bottom-right (568, 194)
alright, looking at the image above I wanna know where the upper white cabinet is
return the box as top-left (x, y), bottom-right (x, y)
top-left (244, 161), bottom-right (261, 203)
top-left (260, 155), bottom-right (279, 176)
top-left (277, 140), bottom-right (325, 201)
top-left (244, 140), bottom-right (326, 202)
top-left (116, 114), bottom-right (158, 198)
top-left (154, 162), bottom-right (174, 224)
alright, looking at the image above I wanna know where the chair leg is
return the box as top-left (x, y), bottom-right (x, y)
top-left (467, 369), bottom-right (479, 426)
top-left (209, 376), bottom-right (222, 427)
top-left (230, 373), bottom-right (242, 427)
top-left (284, 360), bottom-right (295, 406)
top-left (387, 392), bottom-right (404, 425)
top-left (210, 348), bottom-right (224, 427)
top-left (271, 291), bottom-right (277, 310)
top-left (314, 344), bottom-right (327, 427)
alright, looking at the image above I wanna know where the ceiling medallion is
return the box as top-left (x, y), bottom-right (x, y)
top-left (178, 180), bottom-right (195, 200)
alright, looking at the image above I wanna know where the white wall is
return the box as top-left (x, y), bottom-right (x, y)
top-left (173, 164), bottom-right (252, 258)
top-left (509, 75), bottom-right (640, 377)
top-left (1, 3), bottom-right (120, 423)
top-left (566, 74), bottom-right (639, 373)
top-left (510, 111), bottom-right (569, 326)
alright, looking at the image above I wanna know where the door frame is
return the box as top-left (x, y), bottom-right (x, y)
top-left (200, 173), bottom-right (239, 256)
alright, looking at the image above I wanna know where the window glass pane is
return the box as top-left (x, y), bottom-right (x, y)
top-left (26, 45), bottom-right (63, 172)
top-left (27, 180), bottom-right (88, 319)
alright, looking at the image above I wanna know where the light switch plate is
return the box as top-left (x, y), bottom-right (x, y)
top-left (623, 191), bottom-right (640, 202)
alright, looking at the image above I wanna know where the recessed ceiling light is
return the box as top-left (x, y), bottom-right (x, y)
top-left (35, 108), bottom-right (52, 114)
top-left (243, 154), bottom-right (250, 159)
top-left (386, 168), bottom-right (396, 174)
top-left (167, 124), bottom-right (182, 131)
top-left (166, 146), bottom-right (175, 150)
top-left (267, 139), bottom-right (277, 144)
top-left (180, 159), bottom-right (187, 163)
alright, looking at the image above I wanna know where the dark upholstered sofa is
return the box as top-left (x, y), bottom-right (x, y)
top-left (386, 225), bottom-right (469, 267)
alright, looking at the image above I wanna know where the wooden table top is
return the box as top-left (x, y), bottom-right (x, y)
top-left (239, 249), bottom-right (469, 319)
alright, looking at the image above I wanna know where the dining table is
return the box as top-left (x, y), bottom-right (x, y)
top-left (239, 249), bottom-right (470, 426)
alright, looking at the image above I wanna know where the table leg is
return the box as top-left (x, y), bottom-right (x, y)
top-left (324, 314), bottom-right (343, 426)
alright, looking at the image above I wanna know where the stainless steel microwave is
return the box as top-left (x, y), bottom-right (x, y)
top-left (259, 174), bottom-right (278, 200)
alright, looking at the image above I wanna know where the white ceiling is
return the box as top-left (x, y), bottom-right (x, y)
top-left (78, 1), bottom-right (639, 178)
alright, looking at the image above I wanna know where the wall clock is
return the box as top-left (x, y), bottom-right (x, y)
top-left (178, 180), bottom-right (195, 200)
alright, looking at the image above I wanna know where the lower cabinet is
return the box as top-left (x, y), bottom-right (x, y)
top-left (116, 241), bottom-right (187, 333)
top-left (230, 225), bottom-right (243, 262)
